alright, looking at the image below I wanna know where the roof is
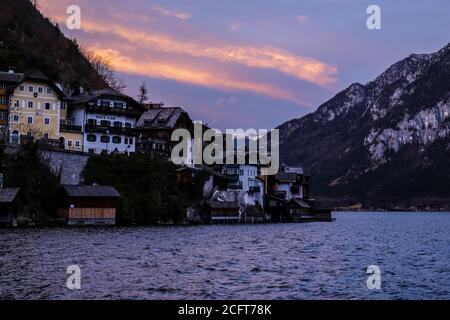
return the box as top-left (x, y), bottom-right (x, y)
top-left (291, 198), bottom-right (311, 209)
top-left (284, 167), bottom-right (304, 175)
top-left (23, 69), bottom-right (51, 82)
top-left (0, 71), bottom-right (23, 83)
top-left (0, 188), bottom-right (20, 203)
top-left (62, 185), bottom-right (121, 198)
top-left (207, 200), bottom-right (239, 209)
top-left (276, 172), bottom-right (298, 183)
top-left (69, 88), bottom-right (141, 108)
top-left (136, 107), bottom-right (190, 129)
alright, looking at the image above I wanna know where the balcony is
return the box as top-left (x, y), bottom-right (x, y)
top-left (249, 186), bottom-right (261, 193)
top-left (86, 105), bottom-right (141, 117)
top-left (85, 123), bottom-right (137, 136)
top-left (60, 123), bottom-right (82, 133)
top-left (227, 181), bottom-right (243, 190)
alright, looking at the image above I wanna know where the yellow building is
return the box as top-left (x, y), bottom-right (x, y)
top-left (8, 70), bottom-right (65, 144)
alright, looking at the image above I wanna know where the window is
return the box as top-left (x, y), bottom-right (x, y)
top-left (88, 149), bottom-right (95, 154)
top-left (125, 122), bottom-right (132, 128)
top-left (67, 140), bottom-right (73, 147)
top-left (87, 134), bottom-right (96, 142)
top-left (13, 115), bottom-right (19, 122)
top-left (28, 101), bottom-right (34, 109)
top-left (87, 119), bottom-right (96, 126)
top-left (13, 100), bottom-right (20, 108)
top-left (45, 102), bottom-right (51, 110)
top-left (114, 102), bottom-right (124, 109)
top-left (19, 85), bottom-right (24, 91)
top-left (61, 102), bottom-right (66, 110)
top-left (239, 170), bottom-right (244, 176)
top-left (44, 133), bottom-right (49, 140)
top-left (129, 138), bottom-right (133, 145)
top-left (114, 121), bottom-right (123, 127)
top-left (100, 120), bottom-right (111, 127)
top-left (75, 141), bottom-right (80, 147)
top-left (101, 100), bottom-right (110, 107)
top-left (44, 117), bottom-right (50, 125)
top-left (47, 88), bottom-right (52, 94)
top-left (27, 116), bottom-right (33, 124)
top-left (29, 86), bottom-right (34, 93)
top-left (38, 87), bottom-right (43, 93)
top-left (100, 135), bottom-right (110, 143)
top-left (112, 136), bottom-right (121, 144)
top-left (158, 120), bottom-right (165, 127)
top-left (125, 138), bottom-right (129, 144)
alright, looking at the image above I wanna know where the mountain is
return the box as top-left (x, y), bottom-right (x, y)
top-left (279, 43), bottom-right (450, 210)
top-left (0, 0), bottom-right (105, 90)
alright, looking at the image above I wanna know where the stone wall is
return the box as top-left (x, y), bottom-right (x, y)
top-left (39, 150), bottom-right (90, 185)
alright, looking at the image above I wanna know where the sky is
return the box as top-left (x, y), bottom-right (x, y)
top-left (38, 0), bottom-right (450, 130)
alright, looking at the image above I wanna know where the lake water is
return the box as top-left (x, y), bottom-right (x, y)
top-left (1, 212), bottom-right (449, 300)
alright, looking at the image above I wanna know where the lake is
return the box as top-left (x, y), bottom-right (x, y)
top-left (0, 212), bottom-right (449, 299)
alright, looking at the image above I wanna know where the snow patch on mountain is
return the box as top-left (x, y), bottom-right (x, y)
top-left (365, 99), bottom-right (450, 162)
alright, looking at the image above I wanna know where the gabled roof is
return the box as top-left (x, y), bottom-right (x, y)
top-left (62, 185), bottom-right (121, 198)
top-left (275, 172), bottom-right (298, 183)
top-left (0, 188), bottom-right (21, 203)
top-left (69, 88), bottom-right (141, 109)
top-left (290, 198), bottom-right (311, 209)
top-left (0, 69), bottom-right (65, 96)
top-left (136, 107), bottom-right (190, 129)
top-left (207, 200), bottom-right (239, 209)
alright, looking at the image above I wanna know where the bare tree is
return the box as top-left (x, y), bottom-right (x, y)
top-left (137, 82), bottom-right (150, 104)
top-left (81, 48), bottom-right (127, 93)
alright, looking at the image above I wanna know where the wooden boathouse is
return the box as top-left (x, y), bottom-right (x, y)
top-left (57, 185), bottom-right (121, 225)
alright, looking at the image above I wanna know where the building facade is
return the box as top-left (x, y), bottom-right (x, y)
top-left (7, 70), bottom-right (65, 144)
top-left (66, 89), bottom-right (143, 154)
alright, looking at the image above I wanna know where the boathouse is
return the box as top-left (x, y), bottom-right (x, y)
top-left (206, 200), bottom-right (240, 223)
top-left (57, 185), bottom-right (121, 225)
top-left (0, 188), bottom-right (23, 227)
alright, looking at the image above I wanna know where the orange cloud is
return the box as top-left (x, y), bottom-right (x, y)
top-left (81, 20), bottom-right (337, 87)
top-left (151, 6), bottom-right (191, 20)
top-left (92, 47), bottom-right (308, 105)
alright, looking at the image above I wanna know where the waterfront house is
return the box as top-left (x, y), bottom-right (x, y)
top-left (57, 185), bottom-right (121, 225)
top-left (0, 188), bottom-right (24, 227)
top-left (6, 69), bottom-right (66, 145)
top-left (221, 163), bottom-right (265, 208)
top-left (205, 200), bottom-right (240, 223)
top-left (66, 89), bottom-right (143, 155)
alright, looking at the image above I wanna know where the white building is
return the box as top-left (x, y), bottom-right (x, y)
top-left (221, 164), bottom-right (264, 208)
top-left (66, 89), bottom-right (143, 154)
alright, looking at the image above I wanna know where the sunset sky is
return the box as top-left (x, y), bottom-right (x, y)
top-left (39, 0), bottom-right (450, 129)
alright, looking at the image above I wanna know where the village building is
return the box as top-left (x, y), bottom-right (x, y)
top-left (5, 69), bottom-right (66, 145)
top-left (56, 185), bottom-right (121, 225)
top-left (136, 105), bottom-right (195, 165)
top-left (65, 89), bottom-right (143, 154)
top-left (221, 163), bottom-right (265, 208)
top-left (205, 200), bottom-right (240, 223)
top-left (0, 188), bottom-right (24, 227)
